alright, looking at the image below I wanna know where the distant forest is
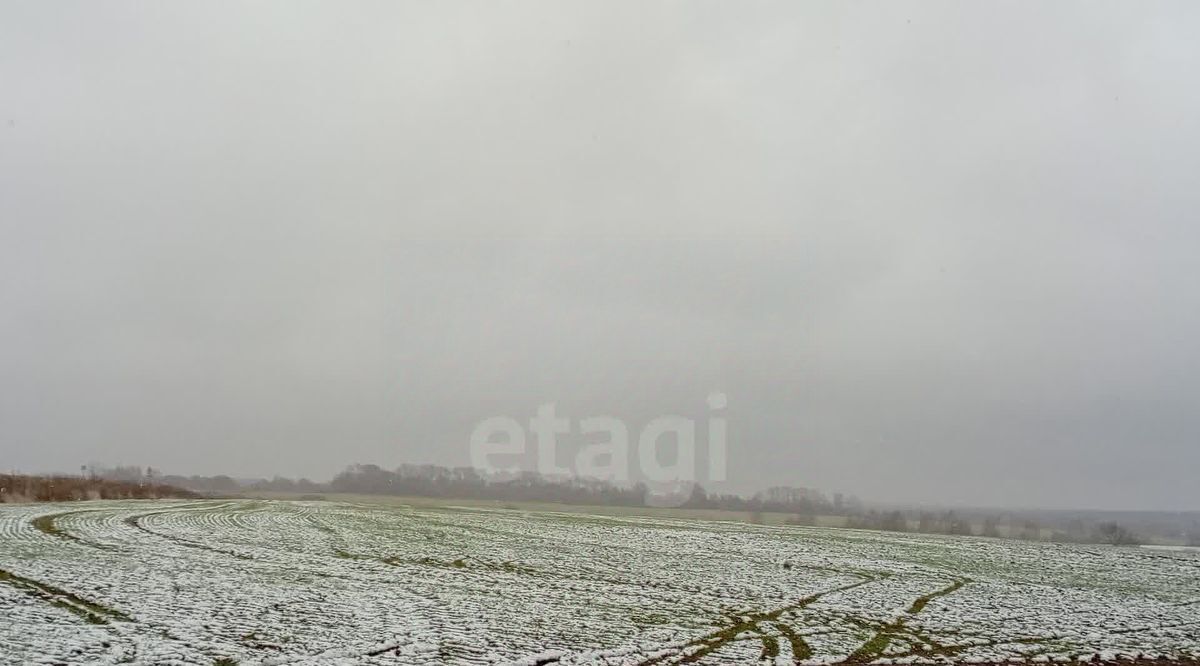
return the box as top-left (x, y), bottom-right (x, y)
top-left (10, 463), bottom-right (1199, 548)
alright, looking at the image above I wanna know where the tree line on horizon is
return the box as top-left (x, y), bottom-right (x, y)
top-left (0, 473), bottom-right (198, 503)
top-left (17, 463), bottom-right (1196, 548)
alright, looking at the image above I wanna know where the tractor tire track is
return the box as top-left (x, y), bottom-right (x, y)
top-left (123, 511), bottom-right (253, 560)
top-left (843, 576), bottom-right (971, 663)
top-left (0, 567), bottom-right (133, 624)
top-left (30, 510), bottom-right (120, 552)
top-left (636, 571), bottom-right (881, 665)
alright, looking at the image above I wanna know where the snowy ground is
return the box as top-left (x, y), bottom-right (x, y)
top-left (0, 499), bottom-right (1197, 665)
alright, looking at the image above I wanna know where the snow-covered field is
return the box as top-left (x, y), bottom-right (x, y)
top-left (0, 499), bottom-right (1197, 665)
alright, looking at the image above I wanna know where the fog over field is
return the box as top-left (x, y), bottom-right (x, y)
top-left (2, 2), bottom-right (1200, 511)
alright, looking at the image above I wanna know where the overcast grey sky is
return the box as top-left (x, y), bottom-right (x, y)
top-left (2, 2), bottom-right (1198, 510)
